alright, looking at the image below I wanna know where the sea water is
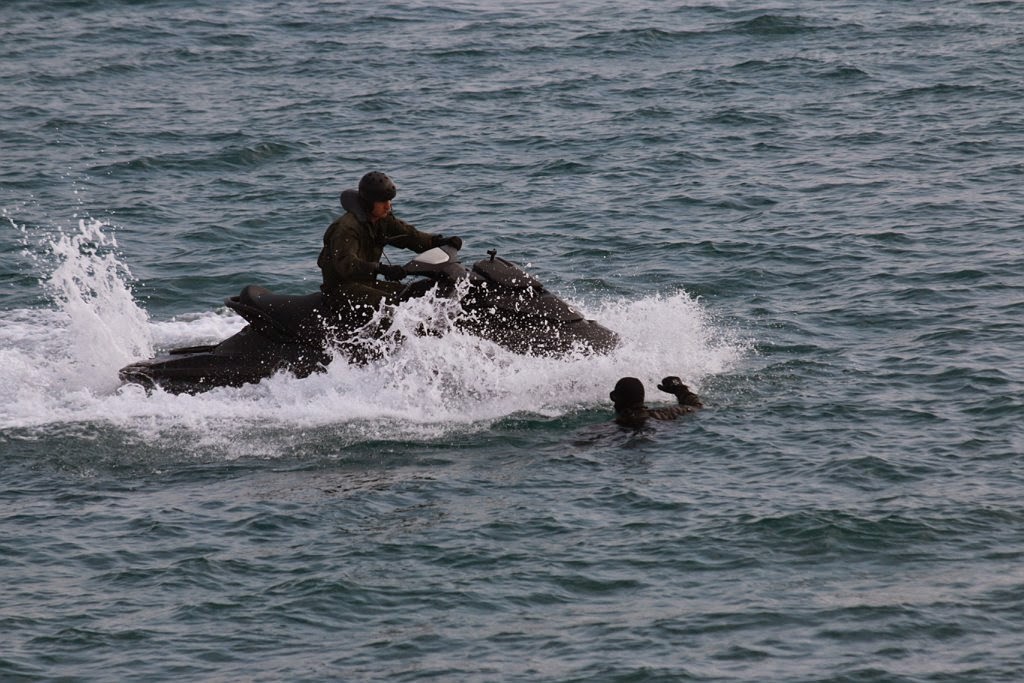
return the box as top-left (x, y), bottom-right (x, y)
top-left (2, 1), bottom-right (1023, 681)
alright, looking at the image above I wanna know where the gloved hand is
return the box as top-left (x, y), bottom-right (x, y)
top-left (377, 263), bottom-right (406, 282)
top-left (432, 235), bottom-right (463, 250)
top-left (658, 376), bottom-right (703, 407)
top-left (657, 376), bottom-right (687, 394)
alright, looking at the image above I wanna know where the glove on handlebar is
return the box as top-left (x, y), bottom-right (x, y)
top-left (377, 263), bottom-right (406, 282)
top-left (432, 235), bottom-right (463, 250)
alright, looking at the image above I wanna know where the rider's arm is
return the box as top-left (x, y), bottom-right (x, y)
top-left (379, 214), bottom-right (436, 253)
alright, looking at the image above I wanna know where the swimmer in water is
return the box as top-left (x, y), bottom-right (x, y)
top-left (610, 376), bottom-right (702, 429)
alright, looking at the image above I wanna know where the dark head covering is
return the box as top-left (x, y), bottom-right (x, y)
top-left (610, 377), bottom-right (645, 407)
top-left (358, 171), bottom-right (397, 204)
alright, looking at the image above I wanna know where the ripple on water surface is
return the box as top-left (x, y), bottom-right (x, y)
top-left (3, 1), bottom-right (1024, 681)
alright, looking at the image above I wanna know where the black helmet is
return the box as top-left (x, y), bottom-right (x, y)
top-left (358, 171), bottom-right (397, 204)
top-left (610, 377), bottom-right (645, 406)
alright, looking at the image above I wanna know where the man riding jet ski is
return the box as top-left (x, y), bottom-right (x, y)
top-left (118, 174), bottom-right (619, 393)
top-left (318, 171), bottom-right (463, 328)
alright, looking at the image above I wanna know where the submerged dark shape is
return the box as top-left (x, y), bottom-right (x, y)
top-left (118, 247), bottom-right (620, 394)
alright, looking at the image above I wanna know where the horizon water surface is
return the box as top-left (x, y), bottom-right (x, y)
top-left (2, 1), bottom-right (1024, 681)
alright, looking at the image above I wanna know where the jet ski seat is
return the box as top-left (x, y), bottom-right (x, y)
top-left (226, 285), bottom-right (328, 342)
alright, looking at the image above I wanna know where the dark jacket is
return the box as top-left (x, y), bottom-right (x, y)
top-left (614, 403), bottom-right (699, 429)
top-left (318, 208), bottom-right (435, 293)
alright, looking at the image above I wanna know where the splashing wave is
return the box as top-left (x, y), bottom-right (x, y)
top-left (1, 219), bottom-right (748, 451)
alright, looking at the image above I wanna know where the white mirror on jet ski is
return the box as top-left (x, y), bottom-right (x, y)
top-left (402, 245), bottom-right (465, 281)
top-left (410, 247), bottom-right (451, 265)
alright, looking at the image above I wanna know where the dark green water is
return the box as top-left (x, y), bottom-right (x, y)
top-left (2, 1), bottom-right (1024, 680)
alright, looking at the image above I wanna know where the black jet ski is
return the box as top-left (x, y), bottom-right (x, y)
top-left (118, 246), bottom-right (619, 394)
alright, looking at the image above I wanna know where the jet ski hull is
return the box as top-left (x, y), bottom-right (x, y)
top-left (119, 248), bottom-right (619, 394)
top-left (118, 326), bottom-right (331, 393)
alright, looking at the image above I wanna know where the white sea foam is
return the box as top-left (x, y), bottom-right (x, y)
top-left (1, 219), bottom-right (747, 452)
